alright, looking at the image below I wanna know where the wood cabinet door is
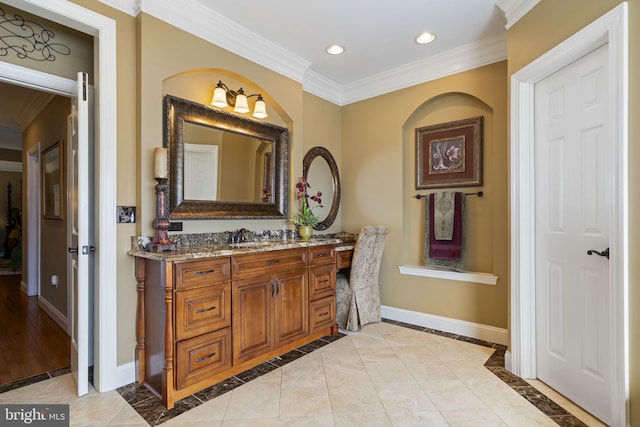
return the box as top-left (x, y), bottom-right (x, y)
top-left (274, 268), bottom-right (308, 347)
top-left (232, 278), bottom-right (274, 365)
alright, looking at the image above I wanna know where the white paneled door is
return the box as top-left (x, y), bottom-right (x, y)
top-left (534, 45), bottom-right (610, 424)
top-left (69, 72), bottom-right (94, 396)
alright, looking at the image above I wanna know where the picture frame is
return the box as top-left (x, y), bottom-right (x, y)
top-left (415, 116), bottom-right (483, 189)
top-left (42, 140), bottom-right (64, 219)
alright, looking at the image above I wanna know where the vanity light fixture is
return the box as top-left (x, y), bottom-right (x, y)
top-left (211, 80), bottom-right (268, 119)
top-left (325, 44), bottom-right (345, 55)
top-left (415, 32), bottom-right (436, 44)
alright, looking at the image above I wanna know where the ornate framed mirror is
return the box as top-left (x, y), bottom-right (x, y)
top-left (164, 95), bottom-right (289, 219)
top-left (302, 146), bottom-right (340, 230)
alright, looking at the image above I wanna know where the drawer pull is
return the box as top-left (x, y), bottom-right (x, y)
top-left (318, 312), bottom-right (329, 317)
top-left (195, 306), bottom-right (216, 313)
top-left (195, 352), bottom-right (217, 363)
top-left (194, 269), bottom-right (216, 275)
top-left (265, 259), bottom-right (280, 265)
top-left (316, 253), bottom-right (328, 257)
top-left (319, 279), bottom-right (329, 284)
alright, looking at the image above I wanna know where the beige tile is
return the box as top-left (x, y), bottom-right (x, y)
top-left (465, 379), bottom-right (530, 407)
top-left (333, 413), bottom-right (392, 426)
top-left (405, 360), bottom-right (459, 382)
top-left (327, 382), bottom-right (386, 415)
top-left (163, 393), bottom-right (230, 425)
top-left (364, 361), bottom-right (414, 385)
top-left (374, 381), bottom-right (437, 414)
top-left (221, 418), bottom-right (279, 426)
top-left (392, 345), bottom-right (440, 364)
top-left (281, 364), bottom-right (327, 391)
top-left (386, 409), bottom-right (449, 426)
top-left (107, 402), bottom-right (151, 426)
top-left (278, 414), bottom-right (335, 426)
top-left (323, 359), bottom-right (371, 388)
top-left (445, 359), bottom-right (500, 381)
top-left (526, 379), bottom-right (572, 406)
top-left (347, 332), bottom-right (391, 350)
top-left (355, 345), bottom-right (399, 364)
top-left (279, 386), bottom-right (332, 418)
top-left (69, 391), bottom-right (128, 426)
top-left (440, 407), bottom-right (508, 426)
top-left (492, 406), bottom-right (558, 426)
top-left (223, 373), bottom-right (282, 420)
top-left (420, 380), bottom-right (487, 410)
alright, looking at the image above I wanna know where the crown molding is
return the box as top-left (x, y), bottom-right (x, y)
top-left (496, 0), bottom-right (541, 29)
top-left (338, 32), bottom-right (507, 106)
top-left (98, 0), bottom-right (139, 16)
top-left (140, 0), bottom-right (311, 84)
top-left (98, 0), bottom-right (507, 105)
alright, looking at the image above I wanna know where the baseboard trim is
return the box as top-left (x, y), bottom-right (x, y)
top-left (115, 361), bottom-right (136, 389)
top-left (381, 305), bottom-right (508, 345)
top-left (37, 296), bottom-right (69, 334)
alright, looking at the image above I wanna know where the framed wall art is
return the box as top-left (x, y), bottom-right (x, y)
top-left (42, 140), bottom-right (64, 219)
top-left (415, 116), bottom-right (483, 189)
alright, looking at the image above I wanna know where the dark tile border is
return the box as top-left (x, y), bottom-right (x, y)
top-left (117, 333), bottom-right (345, 426)
top-left (383, 318), bottom-right (588, 427)
top-left (0, 366), bottom-right (71, 394)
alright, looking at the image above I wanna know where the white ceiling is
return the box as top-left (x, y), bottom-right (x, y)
top-left (0, 0), bottom-right (539, 151)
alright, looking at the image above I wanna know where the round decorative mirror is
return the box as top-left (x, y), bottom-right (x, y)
top-left (302, 146), bottom-right (341, 230)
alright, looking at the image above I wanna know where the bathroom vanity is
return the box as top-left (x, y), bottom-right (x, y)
top-left (130, 239), bottom-right (352, 408)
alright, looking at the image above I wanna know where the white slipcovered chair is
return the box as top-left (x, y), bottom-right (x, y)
top-left (336, 226), bottom-right (389, 331)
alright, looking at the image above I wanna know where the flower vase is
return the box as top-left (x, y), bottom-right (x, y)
top-left (298, 225), bottom-right (313, 240)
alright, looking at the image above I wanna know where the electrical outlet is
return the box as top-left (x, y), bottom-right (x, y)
top-left (51, 275), bottom-right (58, 287)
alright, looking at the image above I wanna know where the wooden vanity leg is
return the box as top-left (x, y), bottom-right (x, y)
top-left (162, 261), bottom-right (175, 409)
top-left (134, 257), bottom-right (146, 384)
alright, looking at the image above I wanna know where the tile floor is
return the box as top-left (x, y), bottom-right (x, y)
top-left (0, 320), bottom-right (607, 426)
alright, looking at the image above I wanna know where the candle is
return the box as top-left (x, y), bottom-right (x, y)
top-left (154, 147), bottom-right (168, 179)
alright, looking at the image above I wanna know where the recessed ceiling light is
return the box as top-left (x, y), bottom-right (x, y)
top-left (415, 32), bottom-right (436, 44)
top-left (326, 44), bottom-right (345, 55)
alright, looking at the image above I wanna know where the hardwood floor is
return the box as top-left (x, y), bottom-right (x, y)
top-left (0, 274), bottom-right (70, 385)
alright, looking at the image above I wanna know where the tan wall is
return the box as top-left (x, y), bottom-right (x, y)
top-left (22, 95), bottom-right (70, 315)
top-left (509, 0), bottom-right (639, 421)
top-left (341, 61), bottom-right (508, 328)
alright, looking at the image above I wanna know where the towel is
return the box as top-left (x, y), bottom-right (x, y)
top-left (425, 192), bottom-right (464, 269)
top-left (433, 192), bottom-right (456, 240)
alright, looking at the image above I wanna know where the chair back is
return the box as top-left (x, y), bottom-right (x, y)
top-left (349, 226), bottom-right (389, 291)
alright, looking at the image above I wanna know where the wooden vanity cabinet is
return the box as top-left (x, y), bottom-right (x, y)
top-left (134, 244), bottom-right (341, 409)
top-left (307, 245), bottom-right (337, 334)
top-left (231, 248), bottom-right (308, 364)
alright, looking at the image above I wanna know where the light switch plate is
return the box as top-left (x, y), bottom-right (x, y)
top-left (116, 206), bottom-right (136, 223)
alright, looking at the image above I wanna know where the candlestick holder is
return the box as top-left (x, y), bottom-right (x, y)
top-left (147, 177), bottom-right (176, 252)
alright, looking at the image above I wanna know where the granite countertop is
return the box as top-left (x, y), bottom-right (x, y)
top-left (128, 237), bottom-right (354, 261)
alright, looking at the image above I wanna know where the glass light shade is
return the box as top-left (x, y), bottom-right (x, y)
top-left (211, 86), bottom-right (228, 107)
top-left (252, 97), bottom-right (268, 119)
top-left (234, 93), bottom-right (250, 113)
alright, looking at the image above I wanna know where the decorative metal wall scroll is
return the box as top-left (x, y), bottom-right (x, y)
top-left (0, 7), bottom-right (71, 61)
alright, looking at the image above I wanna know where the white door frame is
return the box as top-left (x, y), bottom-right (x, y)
top-left (25, 144), bottom-right (41, 298)
top-left (0, 0), bottom-right (118, 392)
top-left (509, 4), bottom-right (628, 425)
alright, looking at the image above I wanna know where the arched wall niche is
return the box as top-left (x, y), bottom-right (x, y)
top-left (402, 91), bottom-right (495, 273)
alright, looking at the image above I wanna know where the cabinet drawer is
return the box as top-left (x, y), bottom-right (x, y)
top-left (232, 248), bottom-right (307, 280)
top-left (175, 328), bottom-right (232, 390)
top-left (175, 283), bottom-right (231, 340)
top-left (309, 296), bottom-right (336, 334)
top-left (308, 245), bottom-right (335, 266)
top-left (309, 264), bottom-right (336, 301)
top-left (174, 258), bottom-right (231, 289)
top-left (336, 250), bottom-right (353, 270)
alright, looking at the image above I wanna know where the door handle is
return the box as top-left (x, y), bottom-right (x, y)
top-left (587, 247), bottom-right (609, 259)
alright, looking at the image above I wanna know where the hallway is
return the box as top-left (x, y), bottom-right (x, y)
top-left (0, 274), bottom-right (70, 386)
